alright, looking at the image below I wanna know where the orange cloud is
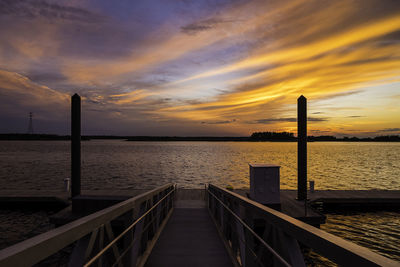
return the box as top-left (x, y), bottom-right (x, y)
top-left (0, 69), bottom-right (69, 119)
top-left (1, 0), bottom-right (399, 136)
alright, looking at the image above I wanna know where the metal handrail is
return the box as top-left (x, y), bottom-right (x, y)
top-left (84, 185), bottom-right (176, 266)
top-left (207, 188), bottom-right (292, 267)
top-left (207, 184), bottom-right (400, 267)
top-left (0, 183), bottom-right (175, 267)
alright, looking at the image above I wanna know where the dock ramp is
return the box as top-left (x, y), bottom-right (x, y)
top-left (0, 184), bottom-right (399, 267)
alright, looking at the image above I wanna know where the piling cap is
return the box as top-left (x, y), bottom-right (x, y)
top-left (298, 95), bottom-right (306, 100)
top-left (249, 163), bottom-right (280, 168)
top-left (72, 93), bottom-right (80, 98)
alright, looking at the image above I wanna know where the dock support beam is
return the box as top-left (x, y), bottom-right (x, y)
top-left (71, 93), bottom-right (81, 198)
top-left (297, 95), bottom-right (307, 200)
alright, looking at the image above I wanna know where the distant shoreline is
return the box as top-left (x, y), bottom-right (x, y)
top-left (0, 133), bottom-right (399, 142)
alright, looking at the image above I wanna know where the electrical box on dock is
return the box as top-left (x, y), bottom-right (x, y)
top-left (249, 163), bottom-right (281, 208)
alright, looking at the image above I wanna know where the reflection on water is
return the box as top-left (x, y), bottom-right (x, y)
top-left (0, 209), bottom-right (53, 250)
top-left (322, 211), bottom-right (400, 262)
top-left (0, 140), bottom-right (399, 190)
top-left (0, 209), bottom-right (72, 265)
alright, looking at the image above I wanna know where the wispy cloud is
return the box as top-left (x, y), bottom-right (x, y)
top-left (0, 0), bottom-right (105, 23)
top-left (201, 119), bottom-right (236, 124)
top-left (181, 18), bottom-right (235, 35)
top-left (314, 90), bottom-right (364, 101)
top-left (378, 128), bottom-right (400, 132)
top-left (0, 69), bottom-right (69, 123)
top-left (250, 117), bottom-right (329, 124)
top-left (0, 0), bottom-right (399, 136)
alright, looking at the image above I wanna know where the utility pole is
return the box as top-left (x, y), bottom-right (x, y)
top-left (27, 112), bottom-right (34, 134)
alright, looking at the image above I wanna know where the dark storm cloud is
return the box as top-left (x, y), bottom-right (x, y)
top-left (0, 0), bottom-right (105, 23)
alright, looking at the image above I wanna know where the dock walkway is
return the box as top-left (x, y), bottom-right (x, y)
top-left (145, 205), bottom-right (233, 267)
top-left (1, 185), bottom-right (400, 267)
top-left (145, 190), bottom-right (233, 266)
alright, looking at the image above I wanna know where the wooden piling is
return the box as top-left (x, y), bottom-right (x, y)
top-left (71, 93), bottom-right (81, 198)
top-left (297, 95), bottom-right (307, 200)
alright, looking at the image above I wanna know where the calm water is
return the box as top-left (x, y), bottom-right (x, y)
top-left (322, 211), bottom-right (400, 262)
top-left (0, 140), bottom-right (399, 190)
top-left (0, 140), bottom-right (399, 262)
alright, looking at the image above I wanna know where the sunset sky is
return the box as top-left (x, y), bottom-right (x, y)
top-left (0, 0), bottom-right (399, 136)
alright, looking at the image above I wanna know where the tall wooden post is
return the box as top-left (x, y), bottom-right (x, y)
top-left (71, 93), bottom-right (81, 198)
top-left (297, 95), bottom-right (307, 200)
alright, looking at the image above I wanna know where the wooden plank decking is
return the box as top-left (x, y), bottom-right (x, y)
top-left (145, 206), bottom-right (233, 267)
top-left (281, 190), bottom-right (400, 208)
top-left (145, 189), bottom-right (233, 266)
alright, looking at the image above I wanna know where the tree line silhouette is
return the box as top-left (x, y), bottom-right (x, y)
top-left (0, 133), bottom-right (399, 142)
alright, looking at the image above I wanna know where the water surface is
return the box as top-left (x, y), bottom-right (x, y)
top-left (0, 140), bottom-right (399, 263)
top-left (1, 140), bottom-right (399, 190)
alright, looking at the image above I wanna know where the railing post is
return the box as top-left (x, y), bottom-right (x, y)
top-left (71, 93), bottom-right (81, 198)
top-left (130, 202), bottom-right (146, 265)
top-left (297, 95), bottom-right (307, 200)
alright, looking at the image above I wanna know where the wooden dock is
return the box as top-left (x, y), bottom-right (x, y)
top-left (234, 189), bottom-right (400, 226)
top-left (235, 189), bottom-right (327, 226)
top-left (145, 208), bottom-right (233, 267)
top-left (0, 190), bottom-right (69, 209)
top-left (1, 184), bottom-right (399, 267)
top-left (1, 188), bottom-right (399, 227)
top-left (0, 189), bottom-right (146, 207)
top-left (145, 189), bottom-right (232, 266)
top-left (309, 190), bottom-right (400, 205)
top-left (282, 189), bottom-right (400, 209)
